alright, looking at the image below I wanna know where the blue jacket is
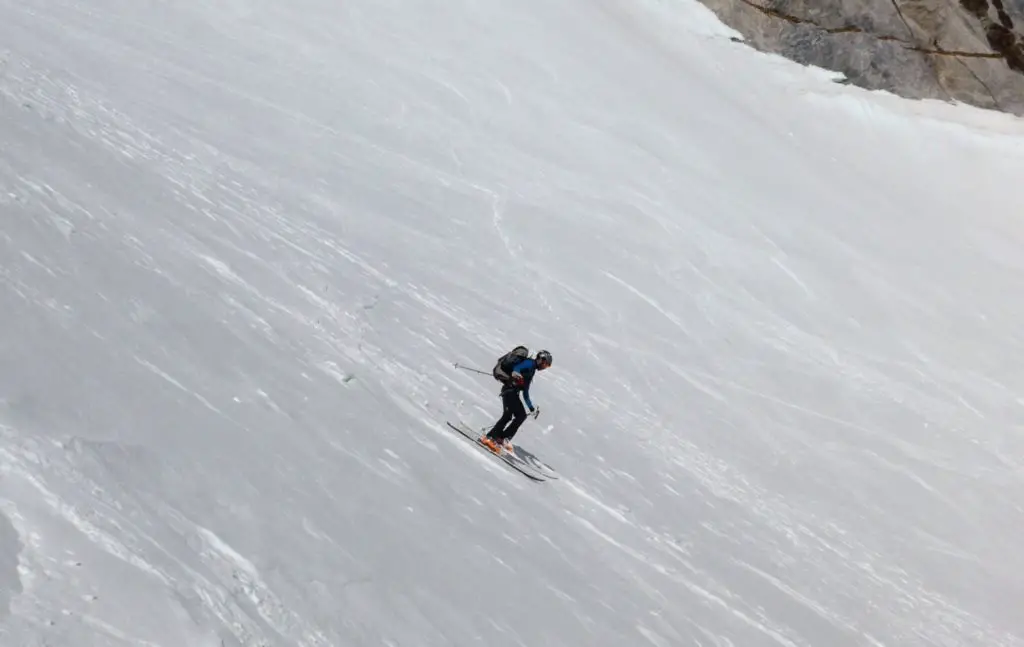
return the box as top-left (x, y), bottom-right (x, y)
top-left (506, 358), bottom-right (537, 411)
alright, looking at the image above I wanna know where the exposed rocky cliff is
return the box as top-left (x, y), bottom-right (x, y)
top-left (698, 0), bottom-right (1024, 115)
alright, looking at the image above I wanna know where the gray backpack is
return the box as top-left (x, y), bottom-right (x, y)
top-left (493, 345), bottom-right (529, 382)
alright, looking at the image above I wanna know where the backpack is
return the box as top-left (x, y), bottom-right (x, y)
top-left (493, 345), bottom-right (529, 382)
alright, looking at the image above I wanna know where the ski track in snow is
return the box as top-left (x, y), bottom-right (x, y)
top-left (2, 0), bottom-right (1024, 645)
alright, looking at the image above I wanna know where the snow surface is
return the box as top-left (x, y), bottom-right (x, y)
top-left (2, 0), bottom-right (1024, 645)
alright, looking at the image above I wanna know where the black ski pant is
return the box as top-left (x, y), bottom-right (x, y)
top-left (488, 389), bottom-right (527, 442)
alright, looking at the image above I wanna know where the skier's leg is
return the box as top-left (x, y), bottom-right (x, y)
top-left (486, 391), bottom-right (516, 439)
top-left (495, 395), bottom-right (527, 442)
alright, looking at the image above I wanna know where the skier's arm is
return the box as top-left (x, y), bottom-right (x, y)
top-left (521, 386), bottom-right (534, 411)
top-left (510, 359), bottom-right (536, 411)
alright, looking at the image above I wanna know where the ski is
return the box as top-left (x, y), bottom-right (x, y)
top-left (445, 421), bottom-right (548, 482)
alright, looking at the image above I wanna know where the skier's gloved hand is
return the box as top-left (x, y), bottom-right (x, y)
top-left (529, 407), bottom-right (540, 420)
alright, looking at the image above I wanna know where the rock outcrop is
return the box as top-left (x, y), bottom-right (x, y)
top-left (698, 0), bottom-right (1024, 115)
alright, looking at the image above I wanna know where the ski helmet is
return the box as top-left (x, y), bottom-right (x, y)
top-left (536, 349), bottom-right (553, 368)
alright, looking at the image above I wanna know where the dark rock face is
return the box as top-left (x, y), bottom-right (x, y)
top-left (699, 0), bottom-right (1024, 115)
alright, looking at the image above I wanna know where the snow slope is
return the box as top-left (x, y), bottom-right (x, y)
top-left (2, 0), bottom-right (1024, 645)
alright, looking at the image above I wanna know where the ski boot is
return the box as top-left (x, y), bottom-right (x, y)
top-left (480, 436), bottom-right (502, 453)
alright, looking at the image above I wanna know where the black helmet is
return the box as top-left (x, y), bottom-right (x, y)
top-left (536, 350), bottom-right (553, 368)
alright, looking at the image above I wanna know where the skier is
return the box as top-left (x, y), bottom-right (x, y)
top-left (482, 348), bottom-right (553, 452)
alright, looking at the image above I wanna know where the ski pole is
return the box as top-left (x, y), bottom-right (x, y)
top-left (453, 362), bottom-right (490, 376)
